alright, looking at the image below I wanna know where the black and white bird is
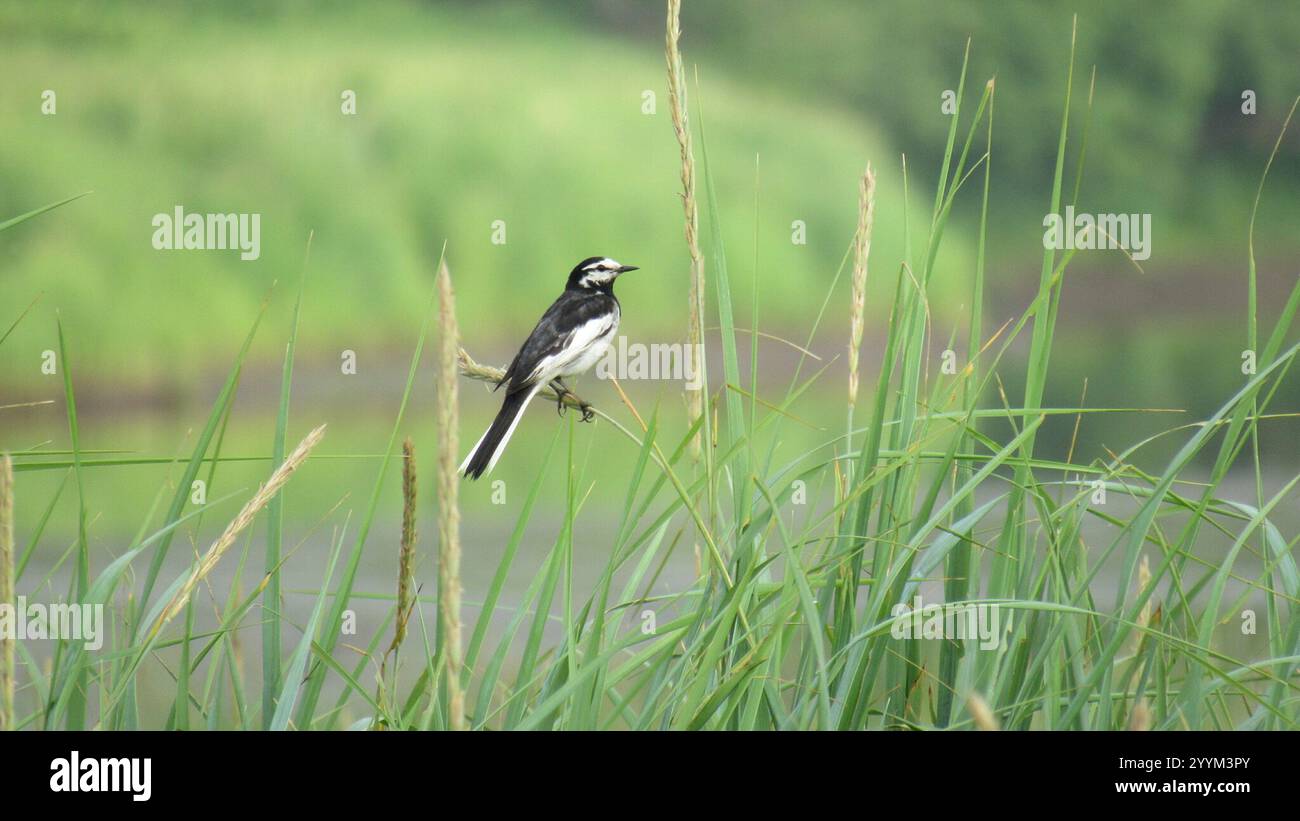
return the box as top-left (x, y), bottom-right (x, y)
top-left (459, 256), bottom-right (638, 479)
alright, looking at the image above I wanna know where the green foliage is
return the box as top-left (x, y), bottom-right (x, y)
top-left (0, 3), bottom-right (1296, 733)
top-left (0, 0), bottom-right (937, 390)
top-left (658, 0), bottom-right (1300, 222)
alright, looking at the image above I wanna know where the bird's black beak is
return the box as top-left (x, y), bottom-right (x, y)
top-left (618, 265), bottom-right (639, 274)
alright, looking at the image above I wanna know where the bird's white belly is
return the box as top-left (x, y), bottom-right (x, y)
top-left (530, 308), bottom-right (620, 384)
top-left (558, 322), bottom-right (617, 376)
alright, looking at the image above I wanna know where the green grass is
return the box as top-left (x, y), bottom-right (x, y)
top-left (1, 15), bottom-right (1298, 731)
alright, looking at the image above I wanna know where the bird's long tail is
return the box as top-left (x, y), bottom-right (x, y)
top-left (459, 384), bottom-right (540, 479)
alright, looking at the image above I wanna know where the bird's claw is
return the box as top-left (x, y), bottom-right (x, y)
top-left (550, 382), bottom-right (592, 421)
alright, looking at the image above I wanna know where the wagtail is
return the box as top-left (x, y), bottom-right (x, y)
top-left (460, 256), bottom-right (638, 479)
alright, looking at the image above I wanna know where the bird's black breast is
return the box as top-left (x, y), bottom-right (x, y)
top-left (499, 289), bottom-right (619, 392)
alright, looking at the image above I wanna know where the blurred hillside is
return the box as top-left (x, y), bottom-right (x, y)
top-left (0, 0), bottom-right (947, 394)
top-left (582, 0), bottom-right (1300, 235)
top-left (577, 0), bottom-right (1300, 432)
top-left (1, 0), bottom-right (1297, 462)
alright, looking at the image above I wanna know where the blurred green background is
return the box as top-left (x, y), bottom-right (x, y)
top-left (2, 0), bottom-right (1297, 531)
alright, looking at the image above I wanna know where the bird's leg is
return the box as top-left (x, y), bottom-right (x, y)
top-left (550, 378), bottom-right (594, 422)
top-left (549, 378), bottom-right (571, 416)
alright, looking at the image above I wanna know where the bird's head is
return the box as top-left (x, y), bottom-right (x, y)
top-left (567, 256), bottom-right (638, 290)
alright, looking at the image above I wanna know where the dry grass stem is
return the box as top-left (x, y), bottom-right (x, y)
top-left (436, 260), bottom-right (466, 731)
top-left (0, 455), bottom-right (14, 731)
top-left (392, 437), bottom-right (417, 654)
top-left (967, 692), bottom-right (1000, 730)
top-left (151, 424), bottom-right (326, 637)
top-left (1128, 698), bottom-right (1152, 731)
top-left (457, 347), bottom-right (591, 412)
top-left (847, 163), bottom-right (876, 407)
top-left (666, 0), bottom-right (706, 458)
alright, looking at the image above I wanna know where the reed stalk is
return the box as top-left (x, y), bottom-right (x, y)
top-left (457, 348), bottom-right (589, 411)
top-left (847, 163), bottom-right (876, 410)
top-left (392, 438), bottom-right (417, 654)
top-left (967, 693), bottom-right (1000, 730)
top-left (436, 260), bottom-right (466, 731)
top-left (845, 163), bottom-right (877, 472)
top-left (150, 425), bottom-right (325, 637)
top-left (666, 0), bottom-right (706, 459)
top-left (0, 455), bottom-right (14, 731)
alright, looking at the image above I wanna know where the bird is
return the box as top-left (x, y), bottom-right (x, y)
top-left (459, 256), bottom-right (639, 479)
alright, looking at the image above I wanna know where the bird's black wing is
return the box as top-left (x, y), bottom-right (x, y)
top-left (498, 290), bottom-right (617, 393)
